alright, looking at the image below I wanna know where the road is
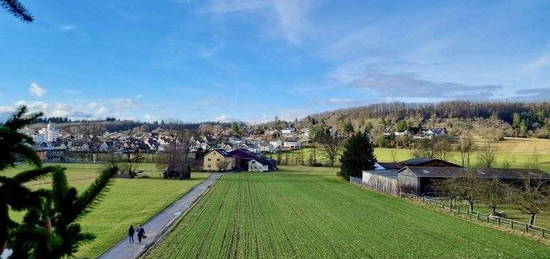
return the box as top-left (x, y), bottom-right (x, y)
top-left (98, 173), bottom-right (221, 259)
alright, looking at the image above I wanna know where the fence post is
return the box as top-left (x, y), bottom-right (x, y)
top-left (542, 228), bottom-right (545, 238)
top-left (525, 224), bottom-right (529, 233)
top-left (497, 218), bottom-right (501, 225)
top-left (486, 215), bottom-right (489, 223)
top-left (476, 212), bottom-right (480, 221)
top-left (511, 221), bottom-right (514, 229)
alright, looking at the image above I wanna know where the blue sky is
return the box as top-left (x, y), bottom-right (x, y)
top-left (1, 0), bottom-right (550, 122)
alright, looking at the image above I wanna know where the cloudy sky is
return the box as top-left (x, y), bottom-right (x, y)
top-left (1, 0), bottom-right (549, 122)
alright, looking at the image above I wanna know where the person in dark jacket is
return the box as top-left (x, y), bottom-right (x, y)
top-left (128, 225), bottom-right (135, 243)
top-left (137, 225), bottom-right (146, 243)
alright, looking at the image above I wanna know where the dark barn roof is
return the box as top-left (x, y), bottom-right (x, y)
top-left (378, 158), bottom-right (461, 170)
top-left (400, 166), bottom-right (550, 180)
top-left (214, 149), bottom-right (232, 157)
top-left (229, 149), bottom-right (277, 168)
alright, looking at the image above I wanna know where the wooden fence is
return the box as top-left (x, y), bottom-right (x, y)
top-left (401, 193), bottom-right (549, 239)
top-left (349, 176), bottom-right (362, 185)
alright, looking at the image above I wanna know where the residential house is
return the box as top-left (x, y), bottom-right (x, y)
top-left (281, 128), bottom-right (295, 134)
top-left (203, 149), bottom-right (235, 172)
top-left (260, 143), bottom-right (277, 153)
top-left (269, 140), bottom-right (283, 149)
top-left (282, 140), bottom-right (301, 150)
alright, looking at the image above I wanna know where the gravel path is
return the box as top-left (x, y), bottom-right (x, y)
top-left (98, 173), bottom-right (221, 259)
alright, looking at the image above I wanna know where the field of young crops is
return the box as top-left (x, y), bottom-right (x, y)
top-left (144, 167), bottom-right (550, 258)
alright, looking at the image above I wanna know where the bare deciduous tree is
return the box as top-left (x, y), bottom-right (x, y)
top-left (216, 159), bottom-right (231, 171)
top-left (433, 135), bottom-right (452, 161)
top-left (156, 125), bottom-right (193, 179)
top-left (458, 132), bottom-right (473, 167)
top-left (478, 141), bottom-right (496, 168)
top-left (480, 178), bottom-right (508, 215)
top-left (509, 178), bottom-right (550, 226)
top-left (320, 135), bottom-right (341, 167)
top-left (441, 170), bottom-right (484, 212)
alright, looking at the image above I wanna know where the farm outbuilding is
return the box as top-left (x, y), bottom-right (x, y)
top-left (362, 170), bottom-right (399, 196)
top-left (398, 166), bottom-right (550, 196)
top-left (248, 159), bottom-right (269, 172)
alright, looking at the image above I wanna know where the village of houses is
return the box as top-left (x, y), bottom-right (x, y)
top-left (24, 122), bottom-right (549, 197)
top-left (24, 122), bottom-right (304, 172)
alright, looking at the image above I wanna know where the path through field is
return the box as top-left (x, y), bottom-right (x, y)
top-left (99, 173), bottom-right (221, 259)
top-left (145, 169), bottom-right (550, 258)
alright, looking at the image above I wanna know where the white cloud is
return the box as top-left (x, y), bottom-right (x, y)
top-left (324, 98), bottom-right (358, 105)
top-left (215, 115), bottom-right (238, 122)
top-left (272, 0), bottom-right (311, 44)
top-left (0, 106), bottom-right (15, 113)
top-left (524, 54), bottom-right (550, 71)
top-left (29, 82), bottom-right (47, 97)
top-left (110, 98), bottom-right (139, 110)
top-left (338, 69), bottom-right (502, 100)
top-left (205, 0), bottom-right (311, 44)
top-left (207, 0), bottom-right (268, 13)
top-left (63, 89), bottom-right (80, 95)
top-left (16, 100), bottom-right (49, 111)
top-left (276, 109), bottom-right (308, 121)
top-left (59, 24), bottom-right (76, 31)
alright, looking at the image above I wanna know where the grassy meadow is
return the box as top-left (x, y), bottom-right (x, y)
top-left (269, 137), bottom-right (550, 172)
top-left (3, 163), bottom-right (209, 258)
top-left (144, 166), bottom-right (550, 258)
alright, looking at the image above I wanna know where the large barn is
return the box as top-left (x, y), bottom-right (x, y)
top-left (398, 166), bottom-right (550, 196)
top-left (363, 158), bottom-right (462, 196)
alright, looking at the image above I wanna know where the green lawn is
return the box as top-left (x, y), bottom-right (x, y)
top-left (144, 167), bottom-right (550, 258)
top-left (3, 163), bottom-right (209, 258)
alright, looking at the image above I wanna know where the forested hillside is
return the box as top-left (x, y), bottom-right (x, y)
top-left (299, 101), bottom-right (550, 141)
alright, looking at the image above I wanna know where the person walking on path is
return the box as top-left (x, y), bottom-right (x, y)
top-left (128, 225), bottom-right (135, 243)
top-left (137, 225), bottom-right (146, 243)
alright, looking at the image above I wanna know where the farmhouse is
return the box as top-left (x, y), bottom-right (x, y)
top-left (398, 166), bottom-right (550, 196)
top-left (229, 149), bottom-right (277, 172)
top-left (203, 149), bottom-right (235, 171)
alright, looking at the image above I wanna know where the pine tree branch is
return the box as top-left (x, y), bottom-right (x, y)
top-left (1, 0), bottom-right (33, 22)
top-left (12, 166), bottom-right (57, 183)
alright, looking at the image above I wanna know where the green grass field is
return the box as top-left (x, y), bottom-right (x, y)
top-left (144, 167), bottom-right (550, 258)
top-left (3, 163), bottom-right (209, 258)
top-left (270, 138), bottom-right (550, 172)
